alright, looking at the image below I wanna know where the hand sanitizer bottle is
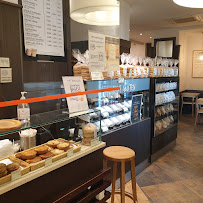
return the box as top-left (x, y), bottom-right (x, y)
top-left (17, 92), bottom-right (30, 123)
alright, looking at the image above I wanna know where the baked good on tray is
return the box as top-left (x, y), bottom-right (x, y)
top-left (0, 163), bottom-right (7, 178)
top-left (21, 150), bottom-right (37, 160)
top-left (7, 163), bottom-right (20, 173)
top-left (34, 145), bottom-right (48, 155)
top-left (39, 152), bottom-right (54, 160)
top-left (46, 140), bottom-right (60, 148)
top-left (51, 149), bottom-right (64, 156)
top-left (57, 143), bottom-right (70, 151)
top-left (26, 156), bottom-right (42, 164)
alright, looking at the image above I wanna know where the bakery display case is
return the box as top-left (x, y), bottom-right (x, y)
top-left (85, 78), bottom-right (150, 134)
top-left (0, 109), bottom-right (102, 186)
top-left (150, 76), bottom-right (179, 159)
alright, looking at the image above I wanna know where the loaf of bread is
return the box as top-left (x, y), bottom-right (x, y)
top-left (7, 163), bottom-right (20, 173)
top-left (0, 163), bottom-right (7, 178)
top-left (26, 156), bottom-right (42, 164)
top-left (21, 150), bottom-right (37, 160)
top-left (39, 152), bottom-right (54, 160)
top-left (34, 145), bottom-right (48, 155)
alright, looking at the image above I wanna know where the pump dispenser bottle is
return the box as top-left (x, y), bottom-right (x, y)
top-left (17, 92), bottom-right (30, 123)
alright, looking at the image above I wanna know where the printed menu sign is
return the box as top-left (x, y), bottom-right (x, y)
top-left (105, 36), bottom-right (120, 71)
top-left (62, 76), bottom-right (89, 114)
top-left (130, 94), bottom-right (143, 123)
top-left (22, 0), bottom-right (64, 56)
top-left (192, 50), bottom-right (203, 78)
top-left (88, 31), bottom-right (105, 72)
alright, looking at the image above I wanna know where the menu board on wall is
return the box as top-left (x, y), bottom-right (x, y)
top-left (88, 31), bottom-right (120, 72)
top-left (105, 36), bottom-right (120, 71)
top-left (22, 0), bottom-right (64, 56)
top-left (192, 50), bottom-right (203, 78)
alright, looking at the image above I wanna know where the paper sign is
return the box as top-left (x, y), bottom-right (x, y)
top-left (91, 72), bottom-right (104, 80)
top-left (89, 31), bottom-right (105, 72)
top-left (22, 0), bottom-right (64, 56)
top-left (62, 76), bottom-right (89, 114)
top-left (0, 68), bottom-right (12, 83)
top-left (0, 58), bottom-right (10, 67)
top-left (11, 170), bottom-right (21, 181)
top-left (130, 94), bottom-right (143, 123)
top-left (45, 157), bottom-right (52, 167)
top-left (67, 148), bottom-right (74, 157)
top-left (91, 137), bottom-right (100, 147)
top-left (118, 78), bottom-right (124, 83)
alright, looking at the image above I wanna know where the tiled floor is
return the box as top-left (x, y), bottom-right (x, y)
top-left (137, 115), bottom-right (203, 203)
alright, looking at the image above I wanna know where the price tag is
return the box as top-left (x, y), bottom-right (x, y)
top-left (67, 148), bottom-right (74, 157)
top-left (11, 169), bottom-right (21, 181)
top-left (91, 72), bottom-right (104, 80)
top-left (91, 137), bottom-right (100, 147)
top-left (45, 157), bottom-right (52, 167)
top-left (118, 78), bottom-right (124, 83)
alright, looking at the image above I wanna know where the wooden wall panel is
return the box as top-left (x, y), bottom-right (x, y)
top-left (0, 2), bottom-right (23, 119)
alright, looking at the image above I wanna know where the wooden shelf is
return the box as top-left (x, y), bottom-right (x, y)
top-left (0, 0), bottom-right (22, 8)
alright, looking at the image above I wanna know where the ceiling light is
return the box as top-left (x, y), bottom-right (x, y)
top-left (150, 37), bottom-right (152, 39)
top-left (173, 0), bottom-right (203, 8)
top-left (200, 55), bottom-right (203, 60)
top-left (129, 29), bottom-right (130, 32)
top-left (70, 0), bottom-right (120, 26)
top-left (140, 33), bottom-right (142, 36)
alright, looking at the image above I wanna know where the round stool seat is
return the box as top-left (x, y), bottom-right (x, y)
top-left (103, 146), bottom-right (135, 162)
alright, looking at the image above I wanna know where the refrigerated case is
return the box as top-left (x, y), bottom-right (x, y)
top-left (150, 77), bottom-right (179, 160)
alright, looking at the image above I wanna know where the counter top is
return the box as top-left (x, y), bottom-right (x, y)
top-left (0, 142), bottom-right (106, 195)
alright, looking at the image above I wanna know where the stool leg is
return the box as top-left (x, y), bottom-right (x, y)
top-left (111, 162), bottom-right (117, 203)
top-left (131, 158), bottom-right (137, 202)
top-left (181, 100), bottom-right (183, 115)
top-left (192, 99), bottom-right (194, 117)
top-left (103, 158), bottom-right (108, 169)
top-left (120, 161), bottom-right (125, 203)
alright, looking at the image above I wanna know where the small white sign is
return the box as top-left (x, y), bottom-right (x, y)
top-left (91, 137), bottom-right (100, 147)
top-left (118, 78), bottom-right (124, 83)
top-left (67, 148), bottom-right (74, 157)
top-left (45, 157), bottom-right (52, 167)
top-left (91, 72), bottom-right (104, 80)
top-left (62, 76), bottom-right (89, 114)
top-left (0, 68), bottom-right (12, 83)
top-left (11, 169), bottom-right (21, 181)
top-left (0, 58), bottom-right (10, 67)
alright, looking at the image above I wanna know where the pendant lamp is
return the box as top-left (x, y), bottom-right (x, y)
top-left (173, 0), bottom-right (203, 8)
top-left (70, 0), bottom-right (120, 26)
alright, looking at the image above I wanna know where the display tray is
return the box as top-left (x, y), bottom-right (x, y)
top-left (156, 89), bottom-right (178, 94)
top-left (155, 123), bottom-right (178, 137)
top-left (0, 142), bottom-right (106, 195)
top-left (155, 99), bottom-right (179, 107)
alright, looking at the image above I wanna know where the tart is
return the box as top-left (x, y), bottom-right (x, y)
top-left (57, 143), bottom-right (70, 151)
top-left (39, 152), bottom-right (54, 160)
top-left (34, 145), bottom-right (48, 155)
top-left (51, 149), bottom-right (64, 156)
top-left (26, 156), bottom-right (42, 164)
top-left (21, 150), bottom-right (37, 160)
top-left (46, 140), bottom-right (60, 148)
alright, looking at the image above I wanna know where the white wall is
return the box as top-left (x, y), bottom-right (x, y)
top-left (179, 30), bottom-right (203, 91)
top-left (71, 0), bottom-right (130, 42)
top-left (130, 42), bottom-right (145, 57)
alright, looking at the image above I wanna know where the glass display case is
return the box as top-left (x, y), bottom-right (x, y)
top-left (85, 78), bottom-right (150, 134)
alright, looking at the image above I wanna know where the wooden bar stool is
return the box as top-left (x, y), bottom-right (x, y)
top-left (181, 92), bottom-right (200, 116)
top-left (195, 98), bottom-right (203, 127)
top-left (103, 146), bottom-right (137, 203)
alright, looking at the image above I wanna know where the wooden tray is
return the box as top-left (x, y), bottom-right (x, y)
top-left (0, 119), bottom-right (22, 133)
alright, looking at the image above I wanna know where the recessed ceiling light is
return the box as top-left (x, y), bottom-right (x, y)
top-left (173, 0), bottom-right (203, 8)
top-left (70, 0), bottom-right (120, 26)
top-left (140, 33), bottom-right (142, 36)
top-left (150, 37), bottom-right (152, 39)
top-left (129, 29), bottom-right (130, 32)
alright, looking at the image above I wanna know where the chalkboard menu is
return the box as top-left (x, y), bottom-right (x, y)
top-left (22, 0), bottom-right (64, 56)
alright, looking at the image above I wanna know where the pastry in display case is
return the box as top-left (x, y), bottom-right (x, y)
top-left (85, 78), bottom-right (150, 134)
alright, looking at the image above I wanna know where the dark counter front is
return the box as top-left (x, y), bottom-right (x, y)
top-left (102, 118), bottom-right (151, 175)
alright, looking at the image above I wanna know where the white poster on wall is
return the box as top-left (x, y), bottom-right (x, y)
top-left (62, 76), bottom-right (89, 114)
top-left (192, 50), bottom-right (203, 78)
top-left (88, 31), bottom-right (106, 72)
top-left (22, 0), bottom-right (64, 57)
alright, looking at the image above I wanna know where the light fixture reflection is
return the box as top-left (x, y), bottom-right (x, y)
top-left (173, 0), bottom-right (203, 8)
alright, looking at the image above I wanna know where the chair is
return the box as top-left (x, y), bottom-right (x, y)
top-left (181, 92), bottom-right (200, 116)
top-left (195, 98), bottom-right (203, 127)
top-left (103, 146), bottom-right (137, 203)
